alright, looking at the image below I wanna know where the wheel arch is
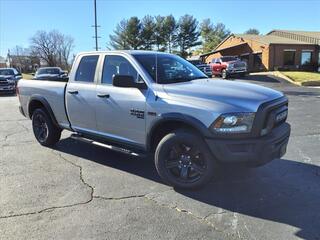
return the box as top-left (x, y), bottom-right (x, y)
top-left (146, 113), bottom-right (211, 152)
top-left (28, 95), bottom-right (60, 128)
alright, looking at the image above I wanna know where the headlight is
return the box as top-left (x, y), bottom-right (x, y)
top-left (211, 113), bottom-right (255, 134)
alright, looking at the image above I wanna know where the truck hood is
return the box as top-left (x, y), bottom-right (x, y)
top-left (34, 74), bottom-right (61, 80)
top-left (161, 79), bottom-right (283, 112)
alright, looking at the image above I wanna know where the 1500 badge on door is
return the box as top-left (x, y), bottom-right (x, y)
top-left (130, 109), bottom-right (145, 119)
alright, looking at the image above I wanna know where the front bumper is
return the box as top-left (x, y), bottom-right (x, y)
top-left (0, 84), bottom-right (15, 92)
top-left (227, 68), bottom-right (247, 74)
top-left (205, 123), bottom-right (291, 167)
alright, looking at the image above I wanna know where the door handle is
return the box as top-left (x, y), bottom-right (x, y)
top-left (97, 93), bottom-right (110, 98)
top-left (68, 90), bottom-right (78, 94)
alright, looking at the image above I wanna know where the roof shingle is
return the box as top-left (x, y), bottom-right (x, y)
top-left (234, 34), bottom-right (315, 45)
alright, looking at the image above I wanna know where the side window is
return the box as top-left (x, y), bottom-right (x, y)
top-left (75, 55), bottom-right (99, 82)
top-left (102, 55), bottom-right (139, 84)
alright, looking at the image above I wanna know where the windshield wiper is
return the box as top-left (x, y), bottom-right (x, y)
top-left (190, 76), bottom-right (209, 81)
top-left (158, 76), bottom-right (208, 84)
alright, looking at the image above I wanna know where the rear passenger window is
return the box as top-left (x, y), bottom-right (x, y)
top-left (102, 55), bottom-right (139, 84)
top-left (75, 55), bottom-right (99, 82)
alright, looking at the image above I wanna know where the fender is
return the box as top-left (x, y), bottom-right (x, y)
top-left (28, 95), bottom-right (60, 128)
top-left (146, 112), bottom-right (212, 151)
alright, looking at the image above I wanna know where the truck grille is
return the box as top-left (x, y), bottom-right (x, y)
top-left (197, 65), bottom-right (212, 75)
top-left (260, 99), bottom-right (288, 136)
top-left (0, 80), bottom-right (9, 86)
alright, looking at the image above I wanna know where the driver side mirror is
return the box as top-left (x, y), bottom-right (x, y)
top-left (15, 74), bottom-right (22, 80)
top-left (113, 75), bottom-right (147, 89)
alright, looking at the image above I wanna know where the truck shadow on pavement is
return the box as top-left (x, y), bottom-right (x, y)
top-left (55, 138), bottom-right (320, 240)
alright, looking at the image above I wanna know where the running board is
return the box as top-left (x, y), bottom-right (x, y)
top-left (70, 134), bottom-right (146, 157)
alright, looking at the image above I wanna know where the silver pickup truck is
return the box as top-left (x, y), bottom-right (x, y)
top-left (17, 51), bottom-right (291, 189)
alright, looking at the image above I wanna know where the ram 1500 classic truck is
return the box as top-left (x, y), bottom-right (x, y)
top-left (211, 56), bottom-right (247, 79)
top-left (17, 51), bottom-right (291, 189)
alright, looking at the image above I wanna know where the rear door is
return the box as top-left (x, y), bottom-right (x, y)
top-left (66, 54), bottom-right (99, 133)
top-left (95, 54), bottom-right (148, 146)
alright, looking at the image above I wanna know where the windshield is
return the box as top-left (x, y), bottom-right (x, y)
top-left (133, 53), bottom-right (207, 84)
top-left (221, 56), bottom-right (238, 62)
top-left (37, 68), bottom-right (60, 75)
top-left (0, 69), bottom-right (14, 76)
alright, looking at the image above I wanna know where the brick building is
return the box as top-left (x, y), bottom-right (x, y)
top-left (0, 56), bottom-right (6, 68)
top-left (200, 30), bottom-right (320, 72)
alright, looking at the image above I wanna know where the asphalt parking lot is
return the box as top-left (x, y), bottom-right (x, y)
top-left (0, 74), bottom-right (320, 240)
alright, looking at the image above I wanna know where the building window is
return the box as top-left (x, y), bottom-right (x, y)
top-left (301, 51), bottom-right (312, 66)
top-left (283, 50), bottom-right (295, 66)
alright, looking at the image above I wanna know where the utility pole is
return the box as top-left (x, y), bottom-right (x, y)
top-left (92, 0), bottom-right (100, 51)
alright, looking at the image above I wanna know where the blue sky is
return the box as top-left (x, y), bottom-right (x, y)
top-left (0, 0), bottom-right (319, 56)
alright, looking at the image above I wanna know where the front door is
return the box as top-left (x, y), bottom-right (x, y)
top-left (95, 54), bottom-right (148, 146)
top-left (66, 55), bottom-right (99, 133)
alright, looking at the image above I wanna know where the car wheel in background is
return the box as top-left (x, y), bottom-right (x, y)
top-left (221, 69), bottom-right (228, 79)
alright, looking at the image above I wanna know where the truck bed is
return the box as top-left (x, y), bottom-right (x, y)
top-left (18, 79), bottom-right (70, 128)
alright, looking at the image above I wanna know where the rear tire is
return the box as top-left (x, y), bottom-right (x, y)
top-left (32, 108), bottom-right (61, 147)
top-left (154, 129), bottom-right (218, 189)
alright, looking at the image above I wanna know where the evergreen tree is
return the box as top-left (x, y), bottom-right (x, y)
top-left (163, 15), bottom-right (177, 53)
top-left (125, 17), bottom-right (143, 50)
top-left (176, 14), bottom-right (201, 58)
top-left (200, 19), bottom-right (230, 53)
top-left (109, 19), bottom-right (129, 50)
top-left (154, 15), bottom-right (166, 51)
top-left (140, 15), bottom-right (156, 50)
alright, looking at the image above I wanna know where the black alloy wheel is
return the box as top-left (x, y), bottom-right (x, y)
top-left (165, 143), bottom-right (207, 183)
top-left (32, 108), bottom-right (61, 147)
top-left (155, 129), bottom-right (217, 189)
top-left (33, 112), bottom-right (49, 143)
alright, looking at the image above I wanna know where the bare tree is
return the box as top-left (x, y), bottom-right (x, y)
top-left (9, 46), bottom-right (39, 72)
top-left (30, 30), bottom-right (74, 69)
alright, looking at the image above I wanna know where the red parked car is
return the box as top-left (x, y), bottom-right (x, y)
top-left (210, 56), bottom-right (247, 79)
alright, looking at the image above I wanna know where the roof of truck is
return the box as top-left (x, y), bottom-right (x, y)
top-left (77, 50), bottom-right (171, 55)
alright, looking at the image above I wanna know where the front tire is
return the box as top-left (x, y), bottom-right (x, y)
top-left (221, 69), bottom-right (228, 79)
top-left (32, 108), bottom-right (61, 147)
top-left (154, 129), bottom-right (218, 189)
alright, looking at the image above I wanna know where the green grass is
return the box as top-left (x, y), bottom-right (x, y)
top-left (22, 73), bottom-right (33, 80)
top-left (280, 71), bottom-right (320, 86)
